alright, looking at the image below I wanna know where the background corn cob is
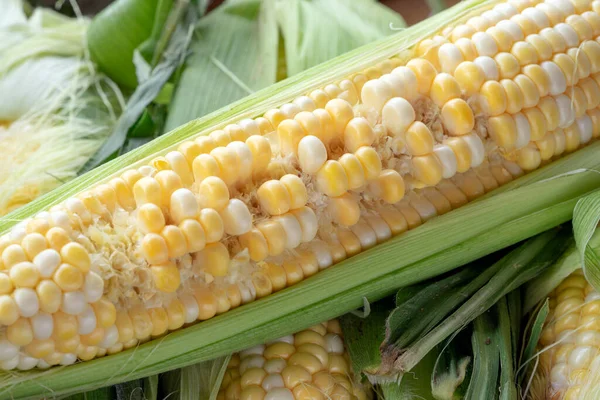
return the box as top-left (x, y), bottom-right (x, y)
top-left (217, 320), bottom-right (370, 400)
top-left (0, 0), bottom-right (598, 375)
top-left (532, 270), bottom-right (600, 399)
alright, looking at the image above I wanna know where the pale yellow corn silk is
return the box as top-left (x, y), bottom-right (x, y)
top-left (217, 320), bottom-right (371, 400)
top-left (1, 0), bottom-right (600, 378)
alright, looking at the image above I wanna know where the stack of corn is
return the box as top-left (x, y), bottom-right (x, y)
top-left (0, 0), bottom-right (599, 372)
top-left (217, 320), bottom-right (369, 400)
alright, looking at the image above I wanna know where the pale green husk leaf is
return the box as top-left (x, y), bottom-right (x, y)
top-left (165, 0), bottom-right (405, 130)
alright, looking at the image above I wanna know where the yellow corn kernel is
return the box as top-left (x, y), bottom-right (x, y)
top-left (133, 177), bottom-right (162, 207)
top-left (355, 146), bottom-right (382, 181)
top-left (404, 122), bottom-right (434, 155)
top-left (480, 81), bottom-right (507, 116)
top-left (495, 52), bottom-right (520, 79)
top-left (198, 208), bottom-right (224, 244)
top-left (535, 134), bottom-right (556, 160)
top-left (338, 154), bottom-right (366, 190)
top-left (370, 169), bottom-right (406, 203)
top-left (21, 233), bottom-right (47, 259)
top-left (196, 243), bottom-right (230, 277)
top-left (343, 117), bottom-right (375, 153)
top-left (501, 79), bottom-right (524, 114)
top-left (564, 124), bottom-right (582, 152)
top-left (488, 114), bottom-right (518, 150)
top-left (121, 169), bottom-right (143, 189)
top-left (115, 311), bottom-right (134, 343)
top-left (192, 154), bottom-right (221, 183)
top-left (178, 219), bottom-right (206, 253)
top-left (538, 96), bottom-right (560, 131)
top-left (46, 227), bottom-right (70, 251)
top-left (406, 58), bottom-right (437, 94)
top-left (194, 290), bottom-right (218, 320)
top-left (521, 107), bottom-right (547, 142)
top-left (454, 61), bottom-right (485, 95)
top-left (52, 311), bottom-right (78, 340)
top-left (514, 74), bottom-right (540, 109)
top-left (109, 178), bottom-right (136, 210)
top-left (257, 180), bottom-right (291, 216)
top-left (316, 161), bottom-right (349, 198)
top-left (523, 64), bottom-right (550, 98)
top-left (141, 233), bottom-right (169, 265)
top-left (329, 193), bottom-right (361, 227)
top-left (211, 147), bottom-right (240, 186)
top-left (53, 263), bottom-right (83, 291)
top-left (517, 145), bottom-right (542, 170)
top-left (0, 274), bottom-right (13, 295)
top-left (151, 262), bottom-right (181, 293)
top-left (441, 98), bottom-right (475, 135)
top-left (92, 298), bottom-right (117, 328)
top-left (554, 53), bottom-right (577, 87)
top-left (325, 99), bottom-right (354, 134)
top-left (430, 73), bottom-right (461, 107)
top-left (3, 244), bottom-right (27, 269)
top-left (36, 280), bottom-right (61, 314)
top-left (567, 87), bottom-right (589, 118)
top-left (0, 295), bottom-right (19, 325)
top-left (280, 174), bottom-right (308, 210)
top-left (445, 137), bottom-right (472, 174)
top-left (309, 90), bottom-right (330, 109)
top-left (257, 220), bottom-right (287, 257)
top-left (129, 305), bottom-right (153, 340)
top-left (277, 119), bottom-right (305, 155)
top-left (7, 318), bottom-right (34, 346)
top-left (239, 229), bottom-right (269, 262)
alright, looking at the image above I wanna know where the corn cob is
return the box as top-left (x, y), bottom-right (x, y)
top-left (218, 320), bottom-right (369, 400)
top-left (0, 0), bottom-right (599, 372)
top-left (534, 270), bottom-right (600, 400)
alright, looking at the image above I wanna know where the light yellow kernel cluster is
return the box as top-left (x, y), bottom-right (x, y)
top-left (218, 320), bottom-right (370, 400)
top-left (538, 270), bottom-right (600, 400)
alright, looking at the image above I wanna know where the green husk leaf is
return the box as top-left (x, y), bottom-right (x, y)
top-left (383, 257), bottom-right (499, 353)
top-left (81, 1), bottom-right (197, 171)
top-left (276, 0), bottom-right (406, 77)
top-left (161, 356), bottom-right (231, 400)
top-left (426, 0), bottom-right (448, 14)
top-left (63, 386), bottom-right (112, 400)
top-left (517, 299), bottom-right (549, 390)
top-left (143, 375), bottom-right (159, 400)
top-left (114, 380), bottom-right (145, 400)
top-left (164, 0), bottom-right (279, 131)
top-left (465, 312), bottom-right (500, 400)
top-left (496, 298), bottom-right (517, 400)
top-left (506, 290), bottom-right (521, 368)
top-left (573, 189), bottom-right (600, 292)
top-left (165, 0), bottom-right (405, 131)
top-left (87, 0), bottom-right (169, 88)
top-left (340, 298), bottom-right (394, 377)
top-left (0, 7), bottom-right (86, 73)
top-left (378, 345), bottom-right (460, 400)
top-left (393, 230), bottom-right (571, 373)
top-left (524, 230), bottom-right (600, 313)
